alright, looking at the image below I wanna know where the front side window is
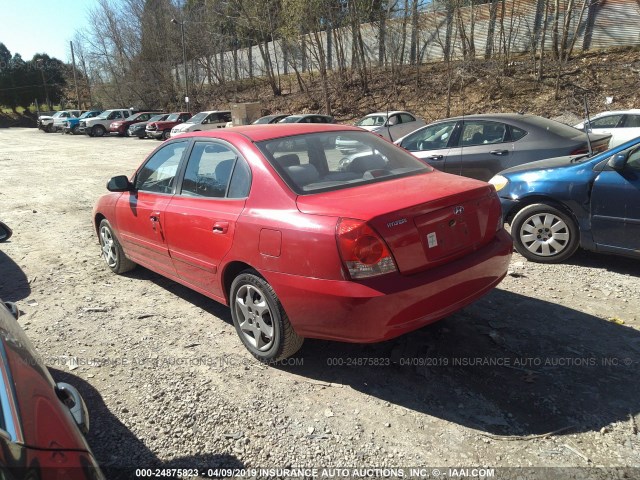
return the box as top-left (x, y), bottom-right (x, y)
top-left (135, 141), bottom-right (187, 193)
top-left (460, 121), bottom-right (507, 146)
top-left (357, 115), bottom-right (386, 127)
top-left (181, 142), bottom-right (241, 198)
top-left (400, 121), bottom-right (457, 151)
top-left (590, 115), bottom-right (623, 129)
top-left (626, 146), bottom-right (640, 171)
top-left (257, 131), bottom-right (431, 194)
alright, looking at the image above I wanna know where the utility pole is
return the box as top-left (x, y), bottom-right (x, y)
top-left (70, 41), bottom-right (81, 109)
top-left (171, 18), bottom-right (189, 113)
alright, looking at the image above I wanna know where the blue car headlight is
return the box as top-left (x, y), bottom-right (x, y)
top-left (488, 174), bottom-right (509, 192)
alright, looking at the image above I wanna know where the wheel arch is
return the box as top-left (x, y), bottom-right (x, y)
top-left (221, 260), bottom-right (259, 304)
top-left (505, 195), bottom-right (578, 227)
top-left (94, 213), bottom-right (106, 235)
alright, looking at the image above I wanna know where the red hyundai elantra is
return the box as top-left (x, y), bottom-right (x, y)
top-left (93, 124), bottom-right (512, 362)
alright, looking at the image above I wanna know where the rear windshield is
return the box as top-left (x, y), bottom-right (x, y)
top-left (524, 116), bottom-right (584, 139)
top-left (256, 131), bottom-right (432, 195)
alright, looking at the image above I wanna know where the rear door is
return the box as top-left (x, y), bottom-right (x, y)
top-left (164, 140), bottom-right (251, 297)
top-left (114, 140), bottom-right (189, 276)
top-left (397, 120), bottom-right (458, 171)
top-left (446, 120), bottom-right (514, 181)
top-left (591, 144), bottom-right (640, 252)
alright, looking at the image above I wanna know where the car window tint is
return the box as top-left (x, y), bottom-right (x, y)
top-left (136, 141), bottom-right (187, 193)
top-left (181, 142), bottom-right (237, 198)
top-left (399, 113), bottom-right (416, 123)
top-left (511, 126), bottom-right (527, 141)
top-left (461, 121), bottom-right (507, 146)
top-left (401, 122), bottom-right (456, 151)
top-left (228, 157), bottom-right (251, 198)
top-left (624, 115), bottom-right (640, 128)
top-left (591, 115), bottom-right (623, 129)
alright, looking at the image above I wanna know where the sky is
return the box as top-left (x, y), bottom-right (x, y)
top-left (1, 0), bottom-right (100, 62)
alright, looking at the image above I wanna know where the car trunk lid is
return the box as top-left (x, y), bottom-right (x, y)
top-left (296, 172), bottom-right (501, 274)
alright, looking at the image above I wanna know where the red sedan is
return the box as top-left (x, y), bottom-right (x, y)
top-left (93, 124), bottom-right (512, 362)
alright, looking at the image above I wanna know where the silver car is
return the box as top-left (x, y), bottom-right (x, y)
top-left (336, 111), bottom-right (426, 153)
top-left (395, 113), bottom-right (611, 181)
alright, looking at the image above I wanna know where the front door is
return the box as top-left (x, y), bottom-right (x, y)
top-left (114, 140), bottom-right (189, 277)
top-left (398, 120), bottom-right (458, 172)
top-left (164, 140), bottom-right (252, 297)
top-left (591, 144), bottom-right (640, 252)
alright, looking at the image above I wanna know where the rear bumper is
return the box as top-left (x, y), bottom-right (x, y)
top-left (266, 229), bottom-right (513, 343)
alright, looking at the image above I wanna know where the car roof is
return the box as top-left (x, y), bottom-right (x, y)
top-left (364, 111), bottom-right (412, 117)
top-left (183, 123), bottom-right (363, 142)
top-left (591, 109), bottom-right (640, 117)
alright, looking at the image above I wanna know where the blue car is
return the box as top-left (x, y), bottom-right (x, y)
top-left (63, 110), bottom-right (102, 134)
top-left (490, 136), bottom-right (640, 263)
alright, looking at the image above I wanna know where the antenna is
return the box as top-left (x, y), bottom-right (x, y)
top-left (386, 102), bottom-right (393, 143)
top-left (583, 95), bottom-right (593, 157)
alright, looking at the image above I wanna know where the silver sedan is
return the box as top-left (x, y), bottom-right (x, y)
top-left (395, 113), bottom-right (611, 181)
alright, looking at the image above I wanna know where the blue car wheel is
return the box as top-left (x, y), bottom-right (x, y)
top-left (511, 203), bottom-right (580, 263)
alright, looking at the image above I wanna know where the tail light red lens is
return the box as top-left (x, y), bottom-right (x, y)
top-left (336, 218), bottom-right (397, 279)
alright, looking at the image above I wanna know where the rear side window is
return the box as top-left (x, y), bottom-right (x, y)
top-left (511, 126), bottom-right (527, 141)
top-left (460, 121), bottom-right (507, 146)
top-left (399, 113), bottom-right (416, 123)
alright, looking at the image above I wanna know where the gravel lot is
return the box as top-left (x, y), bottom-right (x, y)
top-left (1, 128), bottom-right (639, 479)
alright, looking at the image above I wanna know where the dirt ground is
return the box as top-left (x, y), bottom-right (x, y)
top-left (1, 128), bottom-right (639, 479)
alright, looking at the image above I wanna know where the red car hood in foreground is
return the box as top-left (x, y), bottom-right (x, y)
top-left (296, 171), bottom-right (502, 274)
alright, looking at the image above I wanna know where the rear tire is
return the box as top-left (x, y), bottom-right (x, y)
top-left (98, 219), bottom-right (136, 274)
top-left (511, 203), bottom-right (579, 263)
top-left (230, 270), bottom-right (303, 363)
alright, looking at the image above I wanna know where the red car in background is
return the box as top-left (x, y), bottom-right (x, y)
top-left (145, 112), bottom-right (192, 140)
top-left (108, 111), bottom-right (164, 136)
top-left (0, 300), bottom-right (104, 478)
top-left (93, 124), bottom-right (512, 363)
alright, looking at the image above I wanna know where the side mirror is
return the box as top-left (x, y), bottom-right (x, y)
top-left (0, 221), bottom-right (13, 242)
top-left (107, 175), bottom-right (133, 192)
top-left (607, 152), bottom-right (627, 171)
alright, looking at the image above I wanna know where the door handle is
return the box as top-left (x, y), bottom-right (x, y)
top-left (490, 150), bottom-right (509, 156)
top-left (427, 155), bottom-right (444, 160)
top-left (213, 221), bottom-right (229, 234)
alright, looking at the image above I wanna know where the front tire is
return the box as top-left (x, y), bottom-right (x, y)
top-left (511, 203), bottom-right (579, 263)
top-left (162, 129), bottom-right (171, 140)
top-left (92, 125), bottom-right (106, 137)
top-left (98, 219), bottom-right (136, 274)
top-left (230, 271), bottom-right (303, 363)
top-left (71, 125), bottom-right (80, 135)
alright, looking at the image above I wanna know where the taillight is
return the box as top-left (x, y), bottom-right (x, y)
top-left (336, 218), bottom-right (397, 279)
top-left (570, 146), bottom-right (589, 155)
